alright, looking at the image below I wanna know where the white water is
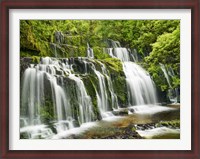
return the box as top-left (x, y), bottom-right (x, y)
top-left (113, 48), bottom-right (130, 62)
top-left (123, 62), bottom-right (157, 105)
top-left (160, 63), bottom-right (172, 88)
top-left (111, 45), bottom-right (157, 106)
top-left (21, 55), bottom-right (123, 138)
top-left (89, 60), bottom-right (119, 115)
top-left (20, 124), bottom-right (54, 139)
top-left (21, 57), bottom-right (96, 138)
top-left (136, 127), bottom-right (180, 139)
top-left (94, 69), bottom-right (109, 112)
top-left (52, 115), bottom-right (124, 139)
top-left (106, 48), bottom-right (114, 57)
top-left (131, 49), bottom-right (138, 62)
top-left (68, 74), bottom-right (94, 124)
top-left (160, 63), bottom-right (179, 103)
top-left (52, 122), bottom-right (98, 139)
top-left (87, 43), bottom-right (94, 58)
top-left (128, 105), bottom-right (175, 115)
top-left (101, 63), bottom-right (119, 109)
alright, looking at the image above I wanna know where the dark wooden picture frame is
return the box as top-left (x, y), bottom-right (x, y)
top-left (0, 0), bottom-right (199, 158)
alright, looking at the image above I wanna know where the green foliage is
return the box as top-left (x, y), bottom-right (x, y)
top-left (20, 20), bottom-right (52, 56)
top-left (172, 76), bottom-right (180, 88)
top-left (102, 58), bottom-right (123, 73)
top-left (32, 56), bottom-right (40, 64)
top-left (94, 20), bottom-right (179, 56)
top-left (145, 25), bottom-right (180, 91)
top-left (20, 20), bottom-right (105, 58)
top-left (20, 19), bottom-right (180, 99)
top-left (93, 47), bottom-right (110, 59)
top-left (20, 19), bottom-right (180, 60)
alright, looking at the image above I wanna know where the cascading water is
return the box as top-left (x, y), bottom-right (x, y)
top-left (87, 43), bottom-right (94, 58)
top-left (123, 62), bottom-right (157, 106)
top-left (113, 48), bottom-right (130, 62)
top-left (93, 68), bottom-right (109, 113)
top-left (20, 57), bottom-right (96, 138)
top-left (68, 74), bottom-right (94, 124)
top-left (20, 53), bottom-right (123, 138)
top-left (20, 39), bottom-right (175, 139)
top-left (160, 63), bottom-right (179, 103)
top-left (100, 63), bottom-right (119, 110)
top-left (107, 41), bottom-right (158, 106)
top-left (88, 61), bottom-right (116, 117)
top-left (130, 49), bottom-right (138, 62)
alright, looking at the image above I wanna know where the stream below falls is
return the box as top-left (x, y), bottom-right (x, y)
top-left (25, 105), bottom-right (179, 139)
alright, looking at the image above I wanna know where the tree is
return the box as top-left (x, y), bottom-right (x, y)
top-left (145, 24), bottom-right (180, 91)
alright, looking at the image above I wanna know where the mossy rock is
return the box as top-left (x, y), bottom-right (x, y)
top-left (156, 119), bottom-right (180, 128)
top-left (100, 58), bottom-right (128, 107)
top-left (102, 58), bottom-right (124, 73)
top-left (81, 75), bottom-right (102, 120)
top-left (94, 48), bottom-right (110, 59)
top-left (62, 77), bottom-right (80, 120)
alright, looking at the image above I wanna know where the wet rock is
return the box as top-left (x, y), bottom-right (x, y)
top-left (72, 120), bottom-right (80, 127)
top-left (102, 125), bottom-right (143, 139)
top-left (135, 124), bottom-right (156, 130)
top-left (129, 108), bottom-right (135, 113)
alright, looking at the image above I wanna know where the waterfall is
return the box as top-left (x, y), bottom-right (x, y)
top-left (68, 74), bottom-right (94, 124)
top-left (85, 59), bottom-right (120, 117)
top-left (87, 43), bottom-right (94, 58)
top-left (107, 39), bottom-right (121, 48)
top-left (93, 69), bottom-right (109, 112)
top-left (104, 48), bottom-right (114, 57)
top-left (20, 57), bottom-right (96, 138)
top-left (113, 48), bottom-right (130, 62)
top-left (20, 40), bottom-right (161, 139)
top-left (55, 31), bottom-right (64, 44)
top-left (123, 62), bottom-right (157, 106)
top-left (131, 49), bottom-right (138, 62)
top-left (160, 63), bottom-right (172, 88)
top-left (101, 63), bottom-right (119, 110)
top-left (107, 41), bottom-right (157, 106)
top-left (21, 66), bottom-right (42, 125)
top-left (160, 63), bottom-right (179, 103)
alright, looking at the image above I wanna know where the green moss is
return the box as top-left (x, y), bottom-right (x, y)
top-left (102, 58), bottom-right (123, 72)
top-left (63, 35), bottom-right (83, 46)
top-left (81, 75), bottom-right (101, 120)
top-left (38, 41), bottom-right (51, 57)
top-left (78, 46), bottom-right (87, 57)
top-left (100, 58), bottom-right (128, 107)
top-left (156, 119), bottom-right (180, 128)
top-left (113, 76), bottom-right (128, 106)
top-left (93, 47), bottom-right (110, 59)
top-left (32, 56), bottom-right (40, 64)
